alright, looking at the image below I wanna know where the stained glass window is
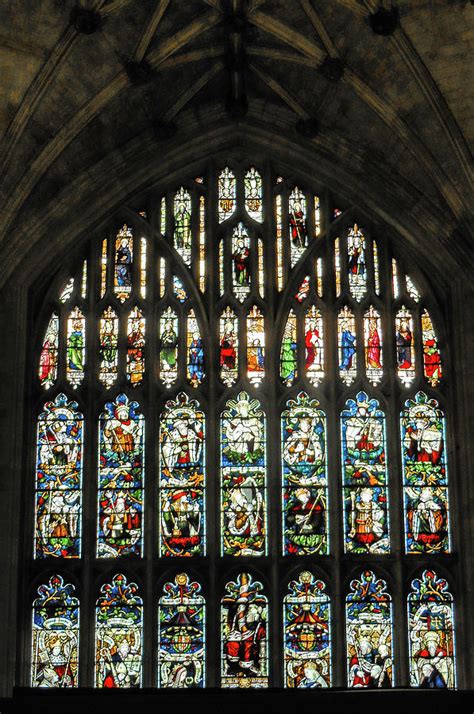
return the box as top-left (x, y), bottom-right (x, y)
top-left (347, 224), bottom-right (367, 301)
top-left (187, 309), bottom-right (205, 387)
top-left (246, 305), bottom-right (265, 386)
top-left (66, 306), bottom-right (85, 387)
top-left (422, 309), bottom-right (442, 386)
top-left (158, 573), bottom-right (205, 687)
top-left (218, 167), bottom-right (236, 223)
top-left (305, 305), bottom-right (324, 386)
top-left (99, 306), bottom-right (118, 388)
top-left (245, 167), bottom-right (263, 222)
top-left (396, 306), bottom-right (415, 386)
top-left (289, 186), bottom-right (308, 266)
top-left (408, 570), bottom-right (456, 688)
top-left (338, 306), bottom-right (357, 385)
top-left (346, 571), bottom-right (393, 688)
top-left (401, 392), bottom-right (450, 553)
top-left (114, 224), bottom-right (133, 302)
top-left (97, 394), bottom-right (144, 557)
top-left (221, 573), bottom-right (268, 687)
top-left (364, 306), bottom-right (383, 385)
top-left (220, 306), bottom-right (238, 386)
top-left (35, 394), bottom-right (83, 558)
top-left (173, 187), bottom-right (192, 266)
top-left (95, 574), bottom-right (143, 688)
top-left (283, 572), bottom-right (330, 687)
top-left (231, 223), bottom-right (251, 302)
top-left (39, 312), bottom-right (59, 389)
top-left (159, 307), bottom-right (178, 387)
top-left (281, 310), bottom-right (297, 386)
top-left (31, 575), bottom-right (79, 687)
top-left (126, 306), bottom-right (145, 386)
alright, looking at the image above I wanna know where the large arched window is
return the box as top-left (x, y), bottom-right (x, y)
top-left (25, 160), bottom-right (458, 689)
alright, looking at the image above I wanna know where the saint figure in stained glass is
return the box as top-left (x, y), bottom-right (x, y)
top-left (66, 307), bottom-right (85, 387)
top-left (396, 306), bottom-right (415, 386)
top-left (364, 306), bottom-right (383, 385)
top-left (39, 313), bottom-right (59, 389)
top-left (220, 307), bottom-right (238, 386)
top-left (114, 225), bottom-right (133, 302)
top-left (305, 306), bottom-right (324, 386)
top-left (187, 309), bottom-right (205, 387)
top-left (126, 307), bottom-right (145, 386)
top-left (247, 305), bottom-right (265, 386)
top-left (173, 188), bottom-right (192, 266)
top-left (99, 306), bottom-right (119, 388)
top-left (280, 311), bottom-right (297, 386)
top-left (159, 308), bottom-right (178, 387)
top-left (422, 309), bottom-right (442, 386)
top-left (338, 306), bottom-right (357, 385)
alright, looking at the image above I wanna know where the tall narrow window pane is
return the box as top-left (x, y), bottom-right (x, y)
top-left (408, 570), bottom-right (456, 688)
top-left (289, 186), bottom-right (308, 266)
top-left (232, 223), bottom-right (251, 302)
top-left (347, 223), bottom-right (367, 301)
top-left (59, 277), bottom-right (74, 303)
top-left (396, 306), bottom-right (415, 386)
top-left (159, 307), bottom-right (178, 387)
top-left (276, 194), bottom-right (283, 290)
top-left (66, 306), bottom-right (85, 387)
top-left (97, 394), bottom-right (144, 558)
top-left (221, 573), bottom-right (268, 687)
top-left (247, 305), bottom-right (265, 386)
top-left (334, 237), bottom-right (341, 297)
top-left (126, 306), bottom-right (145, 386)
top-left (314, 196), bottom-right (321, 236)
top-left (401, 392), bottom-right (450, 553)
top-left (373, 241), bottom-right (380, 294)
top-left (346, 571), bottom-right (393, 688)
top-left (159, 393), bottom-right (205, 556)
top-left (364, 306), bottom-right (383, 385)
top-left (283, 572), bottom-right (330, 688)
top-left (280, 310), bottom-right (297, 386)
top-left (341, 392), bottom-right (390, 553)
top-left (218, 167), bottom-right (236, 223)
top-left (199, 195), bottom-right (206, 291)
top-left (99, 306), bottom-right (118, 388)
top-left (221, 392), bottom-right (266, 556)
top-left (158, 573), bottom-right (205, 687)
top-left (338, 306), bottom-right (357, 385)
top-left (244, 167), bottom-right (263, 222)
top-left (100, 239), bottom-right (107, 298)
top-left (295, 275), bottom-right (310, 302)
top-left (140, 237), bottom-right (147, 299)
top-left (114, 225), bottom-right (133, 302)
top-left (219, 307), bottom-right (238, 386)
top-left (422, 309), bottom-right (442, 386)
top-left (281, 393), bottom-right (328, 555)
top-left (35, 394), bottom-right (83, 558)
top-left (31, 575), bottom-right (79, 687)
top-left (95, 574), bottom-right (143, 688)
top-left (406, 274), bottom-right (420, 302)
top-left (39, 312), bottom-right (59, 389)
top-left (173, 275), bottom-right (188, 303)
top-left (305, 305), bottom-right (324, 386)
top-left (187, 309), bottom-right (205, 387)
top-left (173, 188), bottom-right (192, 266)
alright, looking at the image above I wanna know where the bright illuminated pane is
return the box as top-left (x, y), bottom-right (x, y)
top-left (173, 275), bottom-right (188, 303)
top-left (247, 305), bottom-right (265, 386)
top-left (347, 224), bottom-right (367, 301)
top-left (281, 393), bottom-right (328, 555)
top-left (99, 306), bottom-right (118, 388)
top-left (126, 307), bottom-right (145, 386)
top-left (280, 310), bottom-right (297, 386)
top-left (220, 307), bottom-right (238, 387)
top-left (159, 258), bottom-right (166, 297)
top-left (373, 241), bottom-right (380, 294)
top-left (244, 167), bottom-right (263, 222)
top-left (140, 238), bottom-right (146, 298)
top-left (305, 306), bottom-right (324, 386)
top-left (295, 275), bottom-right (310, 302)
top-left (341, 392), bottom-right (390, 553)
top-left (66, 306), bottom-right (85, 388)
top-left (159, 307), bottom-right (178, 387)
top-left (422, 309), bottom-right (442, 386)
top-left (221, 573), bottom-right (268, 687)
top-left (396, 306), bottom-right (415, 386)
top-left (97, 395), bottom-right (144, 558)
top-left (173, 188), bottom-right (192, 266)
top-left (59, 277), bottom-right (74, 303)
top-left (334, 237), bottom-right (341, 297)
top-left (31, 575), bottom-right (79, 687)
top-left (314, 196), bottom-right (321, 236)
top-left (114, 225), bottom-right (133, 302)
top-left (100, 239), bottom-right (107, 298)
top-left (346, 571), bottom-right (393, 688)
top-left (406, 274), bottom-right (421, 302)
top-left (284, 572), bottom-right (330, 687)
top-left (338, 306), bottom-right (357, 386)
top-left (408, 571), bottom-right (456, 688)
top-left (364, 306), bottom-right (383, 385)
top-left (35, 394), bottom-right (83, 558)
top-left (221, 392), bottom-right (266, 556)
top-left (218, 167), bottom-right (236, 223)
top-left (258, 238), bottom-right (264, 298)
top-left (158, 574), bottom-right (205, 687)
top-left (159, 393), bottom-right (205, 556)
top-left (289, 186), bottom-right (308, 266)
top-left (39, 312), bottom-right (59, 389)
top-left (401, 392), bottom-right (450, 553)
top-left (187, 309), bottom-right (205, 387)
top-left (219, 241), bottom-right (224, 296)
top-left (160, 197), bottom-right (166, 235)
top-left (95, 574), bottom-right (142, 687)
top-left (392, 258), bottom-right (400, 298)
top-left (199, 195), bottom-right (206, 291)
top-left (276, 194), bottom-right (283, 290)
top-left (316, 257), bottom-right (323, 297)
top-left (232, 223), bottom-right (251, 302)
top-left (81, 260), bottom-right (87, 299)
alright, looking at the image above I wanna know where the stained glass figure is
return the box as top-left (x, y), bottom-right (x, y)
top-left (159, 258), bottom-right (166, 297)
top-left (140, 238), bottom-right (146, 298)
top-left (173, 187), bottom-right (192, 266)
top-left (81, 260), bottom-right (87, 299)
top-left (305, 306), bottom-right (324, 386)
top-left (218, 167), bottom-right (236, 223)
top-left (244, 167), bottom-right (263, 222)
top-left (99, 306), bottom-right (118, 388)
top-left (338, 306), bottom-right (357, 386)
top-left (97, 394), bottom-right (144, 558)
top-left (422, 309), bottom-right (442, 386)
top-left (364, 306), bottom-right (383, 385)
top-left (221, 393), bottom-right (266, 556)
top-left (187, 309), bottom-right (205, 387)
top-left (158, 574), bottom-right (205, 687)
top-left (95, 574), bottom-right (142, 688)
top-left (59, 278), bottom-right (74, 303)
top-left (405, 275), bottom-right (420, 302)
top-left (31, 575), bottom-right (79, 687)
top-left (401, 392), bottom-right (450, 553)
top-left (295, 275), bottom-right (310, 302)
top-left (314, 196), bottom-right (321, 236)
top-left (346, 571), bottom-right (393, 688)
top-left (247, 305), bottom-right (265, 386)
top-left (281, 393), bottom-right (328, 555)
top-left (373, 242), bottom-right (380, 294)
top-left (341, 392), bottom-right (389, 553)
top-left (159, 393), bottom-right (205, 556)
top-left (220, 307), bottom-right (238, 387)
top-left (199, 195), bottom-right (206, 292)
top-left (221, 573), bottom-right (268, 687)
top-left (159, 307), bottom-right (178, 387)
top-left (284, 572), bottom-right (330, 687)
top-left (347, 224), bottom-right (367, 301)
top-left (334, 237), bottom-right (341, 297)
top-left (232, 223), bottom-right (251, 302)
top-left (276, 194), bottom-right (283, 290)
top-left (126, 307), bottom-right (145, 386)
top-left (396, 306), bottom-right (415, 386)
top-left (173, 275), bottom-right (188, 303)
top-left (66, 307), bottom-right (85, 388)
top-left (35, 394), bottom-right (83, 558)
top-left (316, 257), bottom-right (323, 297)
top-left (39, 313), bottom-right (59, 389)
top-left (114, 225), bottom-right (133, 302)
top-left (258, 238), bottom-right (264, 298)
top-left (408, 570), bottom-right (455, 688)
top-left (100, 239), bottom-right (107, 298)
top-left (280, 310), bottom-right (297, 387)
top-left (289, 186), bottom-right (308, 266)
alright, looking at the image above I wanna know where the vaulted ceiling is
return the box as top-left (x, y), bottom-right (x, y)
top-left (0, 0), bottom-right (472, 287)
